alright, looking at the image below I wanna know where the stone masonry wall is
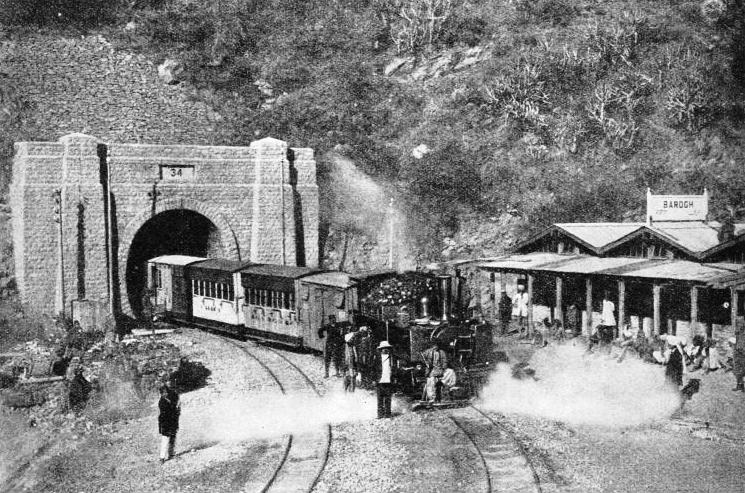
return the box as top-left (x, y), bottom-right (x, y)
top-left (1, 33), bottom-right (225, 145)
top-left (11, 134), bottom-right (318, 316)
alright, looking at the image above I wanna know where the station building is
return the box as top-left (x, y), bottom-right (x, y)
top-left (475, 190), bottom-right (745, 341)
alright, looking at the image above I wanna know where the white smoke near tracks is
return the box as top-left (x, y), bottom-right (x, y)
top-left (477, 344), bottom-right (682, 428)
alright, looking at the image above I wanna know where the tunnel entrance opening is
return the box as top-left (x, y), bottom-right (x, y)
top-left (126, 209), bottom-right (223, 318)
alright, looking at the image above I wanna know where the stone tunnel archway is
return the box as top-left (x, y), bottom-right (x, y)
top-left (118, 198), bottom-right (241, 317)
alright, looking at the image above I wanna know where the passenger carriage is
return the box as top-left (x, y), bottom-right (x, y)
top-left (148, 255), bottom-right (207, 321)
top-left (188, 258), bottom-right (252, 333)
top-left (239, 264), bottom-right (321, 347)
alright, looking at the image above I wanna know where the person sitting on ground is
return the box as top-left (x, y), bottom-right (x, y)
top-left (542, 317), bottom-right (563, 341)
top-left (68, 366), bottom-right (92, 413)
top-left (49, 347), bottom-right (70, 377)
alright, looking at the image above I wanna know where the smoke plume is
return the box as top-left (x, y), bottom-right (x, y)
top-left (478, 344), bottom-right (682, 428)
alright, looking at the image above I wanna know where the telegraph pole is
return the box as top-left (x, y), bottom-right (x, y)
top-left (106, 152), bottom-right (116, 328)
top-left (52, 189), bottom-right (65, 317)
top-left (388, 198), bottom-right (395, 270)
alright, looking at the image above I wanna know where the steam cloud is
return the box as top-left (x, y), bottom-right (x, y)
top-left (323, 153), bottom-right (416, 271)
top-left (183, 387), bottom-right (405, 443)
top-left (477, 344), bottom-right (682, 427)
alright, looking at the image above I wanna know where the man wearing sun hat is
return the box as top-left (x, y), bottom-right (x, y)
top-left (376, 340), bottom-right (395, 418)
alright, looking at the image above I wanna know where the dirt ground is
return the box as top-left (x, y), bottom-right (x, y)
top-left (1, 328), bottom-right (744, 493)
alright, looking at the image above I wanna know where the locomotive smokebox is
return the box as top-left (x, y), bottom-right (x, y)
top-left (437, 275), bottom-right (452, 321)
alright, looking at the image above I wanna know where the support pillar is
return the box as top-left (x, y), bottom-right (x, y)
top-left (690, 285), bottom-right (698, 337)
top-left (731, 286), bottom-right (739, 332)
top-left (653, 283), bottom-right (661, 338)
top-left (527, 274), bottom-right (534, 337)
top-left (491, 272), bottom-right (499, 323)
top-left (617, 279), bottom-right (625, 338)
top-left (555, 276), bottom-right (564, 326)
top-left (585, 277), bottom-right (593, 336)
top-left (500, 272), bottom-right (506, 293)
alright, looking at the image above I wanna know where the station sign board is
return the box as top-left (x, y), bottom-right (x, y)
top-left (646, 188), bottom-right (708, 222)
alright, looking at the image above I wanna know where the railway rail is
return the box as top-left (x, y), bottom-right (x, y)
top-left (224, 338), bottom-right (331, 493)
top-left (448, 406), bottom-right (542, 493)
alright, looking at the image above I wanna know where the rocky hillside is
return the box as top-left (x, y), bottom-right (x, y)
top-left (1, 0), bottom-right (745, 270)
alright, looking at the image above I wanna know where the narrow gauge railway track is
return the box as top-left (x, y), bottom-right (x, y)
top-left (223, 338), bottom-right (331, 493)
top-left (448, 406), bottom-right (542, 493)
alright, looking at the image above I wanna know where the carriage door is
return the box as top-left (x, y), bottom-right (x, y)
top-left (307, 287), bottom-right (326, 349)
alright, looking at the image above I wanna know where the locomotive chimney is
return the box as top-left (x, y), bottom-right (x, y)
top-left (438, 275), bottom-right (452, 321)
top-left (420, 296), bottom-right (430, 318)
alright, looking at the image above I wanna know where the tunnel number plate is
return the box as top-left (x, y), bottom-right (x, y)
top-left (161, 165), bottom-right (195, 181)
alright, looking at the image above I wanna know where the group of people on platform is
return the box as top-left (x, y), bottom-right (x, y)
top-left (496, 281), bottom-right (745, 398)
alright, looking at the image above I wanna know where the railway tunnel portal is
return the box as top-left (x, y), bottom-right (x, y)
top-left (10, 133), bottom-right (319, 317)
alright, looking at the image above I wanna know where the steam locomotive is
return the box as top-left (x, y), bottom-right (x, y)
top-left (147, 256), bottom-right (493, 402)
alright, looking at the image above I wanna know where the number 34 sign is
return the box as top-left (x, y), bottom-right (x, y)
top-left (161, 165), bottom-right (195, 181)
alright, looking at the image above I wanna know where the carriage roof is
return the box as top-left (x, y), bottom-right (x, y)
top-left (148, 255), bottom-right (207, 266)
top-left (190, 258), bottom-right (254, 273)
top-left (300, 271), bottom-right (358, 289)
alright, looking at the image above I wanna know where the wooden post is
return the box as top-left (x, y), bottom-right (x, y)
top-left (653, 283), bottom-right (661, 338)
top-left (491, 272), bottom-right (499, 323)
top-left (585, 277), bottom-right (593, 336)
top-left (731, 286), bottom-right (739, 332)
top-left (555, 276), bottom-right (564, 326)
top-left (500, 272), bottom-right (506, 293)
top-left (690, 285), bottom-right (698, 336)
top-left (527, 274), bottom-right (534, 337)
top-left (617, 279), bottom-right (625, 338)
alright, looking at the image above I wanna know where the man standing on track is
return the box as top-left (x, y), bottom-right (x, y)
top-left (318, 315), bottom-right (343, 378)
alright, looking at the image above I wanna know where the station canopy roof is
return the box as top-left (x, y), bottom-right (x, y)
top-left (516, 221), bottom-right (745, 258)
top-left (477, 252), bottom-right (745, 287)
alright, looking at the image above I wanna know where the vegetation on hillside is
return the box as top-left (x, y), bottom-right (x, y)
top-left (2, 0), bottom-right (745, 253)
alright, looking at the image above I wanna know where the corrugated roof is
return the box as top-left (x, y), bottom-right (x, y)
top-left (556, 223), bottom-right (643, 249)
top-left (541, 256), bottom-right (651, 275)
top-left (239, 264), bottom-right (320, 279)
top-left (301, 271), bottom-right (357, 288)
top-left (148, 255), bottom-right (206, 266)
top-left (647, 222), bottom-right (720, 253)
top-left (620, 260), bottom-right (741, 283)
top-left (479, 252), bottom-right (569, 271)
top-left (190, 258), bottom-right (253, 273)
top-left (477, 253), bottom-right (745, 286)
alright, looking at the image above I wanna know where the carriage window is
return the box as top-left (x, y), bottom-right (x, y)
top-left (192, 279), bottom-right (196, 295)
top-left (218, 283), bottom-right (223, 299)
top-left (228, 284), bottom-right (234, 301)
top-left (288, 292), bottom-right (295, 309)
top-left (153, 267), bottom-right (162, 289)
